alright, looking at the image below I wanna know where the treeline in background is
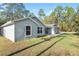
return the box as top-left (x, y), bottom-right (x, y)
top-left (0, 3), bottom-right (79, 32)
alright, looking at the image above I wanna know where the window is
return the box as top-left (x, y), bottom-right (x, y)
top-left (26, 26), bottom-right (31, 35)
top-left (37, 27), bottom-right (42, 34)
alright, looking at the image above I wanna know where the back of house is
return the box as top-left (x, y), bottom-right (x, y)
top-left (0, 27), bottom-right (1, 35)
top-left (14, 17), bottom-right (46, 41)
top-left (0, 16), bottom-right (60, 42)
top-left (1, 17), bottom-right (46, 42)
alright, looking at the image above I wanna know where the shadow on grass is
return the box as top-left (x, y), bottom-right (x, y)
top-left (71, 44), bottom-right (79, 48)
top-left (36, 37), bottom-right (64, 56)
top-left (72, 33), bottom-right (79, 36)
top-left (7, 35), bottom-right (62, 56)
top-left (72, 33), bottom-right (79, 38)
top-left (7, 34), bottom-right (66, 56)
top-left (42, 34), bottom-right (66, 41)
top-left (55, 35), bottom-right (66, 37)
top-left (7, 40), bottom-right (47, 56)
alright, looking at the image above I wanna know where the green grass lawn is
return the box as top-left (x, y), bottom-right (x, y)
top-left (0, 33), bottom-right (79, 56)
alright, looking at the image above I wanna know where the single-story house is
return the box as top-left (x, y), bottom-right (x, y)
top-left (0, 16), bottom-right (59, 42)
top-left (0, 28), bottom-right (1, 35)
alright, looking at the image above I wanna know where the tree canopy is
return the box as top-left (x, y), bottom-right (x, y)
top-left (0, 3), bottom-right (33, 26)
top-left (38, 9), bottom-right (46, 20)
top-left (43, 5), bottom-right (79, 32)
top-left (0, 3), bottom-right (79, 32)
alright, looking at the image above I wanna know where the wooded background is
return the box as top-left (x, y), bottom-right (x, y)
top-left (0, 3), bottom-right (79, 32)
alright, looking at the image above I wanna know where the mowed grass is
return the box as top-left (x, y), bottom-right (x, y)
top-left (0, 36), bottom-right (45, 56)
top-left (13, 36), bottom-right (63, 56)
top-left (41, 34), bottom-right (79, 56)
top-left (0, 34), bottom-right (79, 56)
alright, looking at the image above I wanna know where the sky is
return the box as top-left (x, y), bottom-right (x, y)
top-left (25, 3), bottom-right (79, 17)
top-left (0, 3), bottom-right (79, 17)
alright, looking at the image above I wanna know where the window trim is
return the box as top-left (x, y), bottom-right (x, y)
top-left (37, 27), bottom-right (42, 34)
top-left (25, 25), bottom-right (32, 37)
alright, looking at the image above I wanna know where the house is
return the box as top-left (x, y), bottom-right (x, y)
top-left (0, 28), bottom-right (1, 35)
top-left (0, 16), bottom-right (59, 42)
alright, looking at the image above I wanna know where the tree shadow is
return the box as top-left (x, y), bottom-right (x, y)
top-left (72, 33), bottom-right (79, 38)
top-left (7, 35), bottom-right (60, 56)
top-left (7, 40), bottom-right (47, 56)
top-left (71, 44), bottom-right (79, 48)
top-left (7, 34), bottom-right (65, 56)
top-left (73, 33), bottom-right (79, 36)
top-left (36, 37), bottom-right (64, 56)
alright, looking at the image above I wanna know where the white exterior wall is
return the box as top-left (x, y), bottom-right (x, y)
top-left (51, 27), bottom-right (55, 34)
top-left (3, 24), bottom-right (15, 42)
top-left (51, 26), bottom-right (59, 34)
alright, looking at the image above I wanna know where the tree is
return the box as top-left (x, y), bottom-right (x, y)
top-left (0, 3), bottom-right (30, 21)
top-left (54, 6), bottom-right (63, 25)
top-left (38, 9), bottom-right (46, 20)
top-left (0, 3), bottom-right (31, 25)
top-left (64, 6), bottom-right (75, 31)
top-left (43, 11), bottom-right (57, 24)
top-left (74, 5), bottom-right (79, 32)
top-left (43, 6), bottom-right (77, 32)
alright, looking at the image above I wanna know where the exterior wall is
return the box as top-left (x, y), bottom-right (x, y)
top-left (2, 24), bottom-right (15, 42)
top-left (45, 28), bottom-right (51, 35)
top-left (0, 28), bottom-right (1, 35)
top-left (51, 25), bottom-right (59, 34)
top-left (15, 18), bottom-right (45, 41)
top-left (0, 28), bottom-right (3, 35)
top-left (32, 17), bottom-right (45, 36)
top-left (52, 27), bottom-right (55, 34)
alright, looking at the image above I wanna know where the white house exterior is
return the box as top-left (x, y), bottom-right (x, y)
top-left (0, 17), bottom-right (59, 42)
top-left (2, 24), bottom-right (15, 42)
top-left (51, 24), bottom-right (60, 34)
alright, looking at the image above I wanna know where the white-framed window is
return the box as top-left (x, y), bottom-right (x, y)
top-left (26, 26), bottom-right (31, 35)
top-left (37, 27), bottom-right (42, 34)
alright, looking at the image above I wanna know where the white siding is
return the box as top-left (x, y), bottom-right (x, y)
top-left (3, 24), bottom-right (15, 42)
top-left (52, 27), bottom-right (55, 34)
top-left (51, 26), bottom-right (59, 34)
